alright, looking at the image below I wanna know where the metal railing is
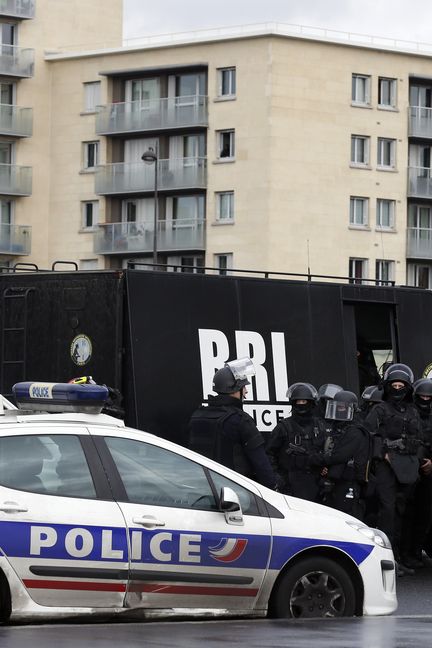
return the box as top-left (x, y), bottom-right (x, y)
top-left (94, 218), bottom-right (205, 255)
top-left (0, 104), bottom-right (32, 137)
top-left (409, 106), bottom-right (432, 138)
top-left (408, 166), bottom-right (432, 198)
top-left (407, 227), bottom-right (432, 259)
top-left (0, 0), bottom-right (35, 19)
top-left (95, 157), bottom-right (207, 195)
top-left (96, 95), bottom-right (208, 135)
top-left (0, 224), bottom-right (31, 255)
top-left (0, 44), bottom-right (34, 77)
top-left (0, 164), bottom-right (32, 195)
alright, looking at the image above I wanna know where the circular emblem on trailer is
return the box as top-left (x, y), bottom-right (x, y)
top-left (423, 363), bottom-right (432, 379)
top-left (70, 334), bottom-right (92, 366)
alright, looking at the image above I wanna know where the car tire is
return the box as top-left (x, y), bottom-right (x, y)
top-left (269, 556), bottom-right (356, 619)
top-left (0, 572), bottom-right (11, 624)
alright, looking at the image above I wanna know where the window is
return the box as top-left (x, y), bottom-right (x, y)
top-left (80, 259), bottom-right (98, 270)
top-left (376, 199), bottom-right (395, 229)
top-left (351, 74), bottom-right (371, 105)
top-left (218, 67), bottom-right (236, 98)
top-left (0, 434), bottom-right (96, 498)
top-left (351, 135), bottom-right (370, 166)
top-left (349, 196), bottom-right (368, 226)
top-left (81, 201), bottom-right (99, 230)
top-left (215, 253), bottom-right (233, 276)
top-left (217, 130), bottom-right (235, 159)
top-left (83, 141), bottom-right (99, 170)
top-left (209, 470), bottom-right (259, 516)
top-left (378, 78), bottom-right (397, 108)
top-left (407, 263), bottom-right (432, 289)
top-left (376, 260), bottom-right (394, 285)
top-left (377, 138), bottom-right (396, 169)
top-left (167, 255), bottom-right (205, 273)
top-left (104, 437), bottom-right (217, 510)
top-left (83, 81), bottom-right (101, 113)
top-left (349, 258), bottom-right (368, 284)
top-left (216, 191), bottom-right (234, 222)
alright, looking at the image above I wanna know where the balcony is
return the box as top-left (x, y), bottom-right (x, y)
top-left (0, 44), bottom-right (34, 78)
top-left (409, 106), bottom-right (432, 138)
top-left (0, 104), bottom-right (32, 137)
top-left (407, 227), bottom-right (432, 259)
top-left (0, 224), bottom-right (31, 255)
top-left (0, 0), bottom-right (35, 19)
top-left (94, 218), bottom-right (205, 255)
top-left (407, 166), bottom-right (432, 198)
top-left (96, 95), bottom-right (208, 136)
top-left (95, 157), bottom-right (207, 196)
top-left (0, 164), bottom-right (32, 196)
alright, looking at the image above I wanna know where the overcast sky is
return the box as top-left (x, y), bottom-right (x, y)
top-left (123, 0), bottom-right (432, 45)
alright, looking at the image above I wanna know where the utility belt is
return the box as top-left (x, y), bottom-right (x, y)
top-left (384, 436), bottom-right (420, 455)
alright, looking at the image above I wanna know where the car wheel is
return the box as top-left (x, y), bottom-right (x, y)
top-left (269, 556), bottom-right (356, 618)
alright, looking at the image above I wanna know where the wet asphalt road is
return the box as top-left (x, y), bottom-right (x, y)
top-left (0, 571), bottom-right (431, 648)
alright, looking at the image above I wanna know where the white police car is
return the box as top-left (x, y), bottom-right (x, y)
top-left (0, 382), bottom-right (396, 623)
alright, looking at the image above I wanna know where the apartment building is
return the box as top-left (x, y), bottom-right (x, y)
top-left (5, 5), bottom-right (432, 286)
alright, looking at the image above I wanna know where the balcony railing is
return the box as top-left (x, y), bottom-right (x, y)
top-left (0, 0), bottom-right (35, 19)
top-left (409, 106), bottom-right (432, 138)
top-left (94, 218), bottom-right (205, 255)
top-left (0, 44), bottom-right (34, 77)
top-left (96, 95), bottom-right (208, 135)
top-left (407, 227), bottom-right (432, 259)
top-left (95, 157), bottom-right (207, 195)
top-left (0, 164), bottom-right (32, 196)
top-left (407, 166), bottom-right (432, 198)
top-left (0, 224), bottom-right (31, 255)
top-left (0, 104), bottom-right (32, 137)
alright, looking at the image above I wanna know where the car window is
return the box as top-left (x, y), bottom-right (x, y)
top-left (209, 469), bottom-right (260, 516)
top-left (0, 434), bottom-right (96, 498)
top-left (104, 437), bottom-right (217, 510)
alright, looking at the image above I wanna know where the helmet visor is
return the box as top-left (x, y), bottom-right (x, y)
top-left (325, 400), bottom-right (354, 421)
top-left (225, 357), bottom-right (256, 381)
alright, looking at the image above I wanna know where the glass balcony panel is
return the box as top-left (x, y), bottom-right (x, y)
top-left (95, 157), bottom-right (207, 195)
top-left (0, 45), bottom-right (35, 78)
top-left (0, 0), bottom-right (35, 19)
top-left (409, 106), bottom-right (432, 138)
top-left (0, 104), bottom-right (32, 136)
top-left (94, 218), bottom-right (205, 255)
top-left (0, 223), bottom-right (31, 255)
top-left (96, 95), bottom-right (208, 135)
top-left (0, 164), bottom-right (32, 196)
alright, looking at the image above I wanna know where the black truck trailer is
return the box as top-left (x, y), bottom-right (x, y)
top-left (0, 268), bottom-right (431, 445)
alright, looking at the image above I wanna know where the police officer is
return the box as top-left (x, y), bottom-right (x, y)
top-left (359, 385), bottom-right (383, 421)
top-left (266, 383), bottom-right (324, 501)
top-left (310, 391), bottom-right (371, 520)
top-left (317, 384), bottom-right (343, 420)
top-left (188, 358), bottom-right (277, 489)
top-left (365, 363), bottom-right (422, 574)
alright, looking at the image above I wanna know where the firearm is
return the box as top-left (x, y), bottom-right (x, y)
top-left (286, 443), bottom-right (307, 455)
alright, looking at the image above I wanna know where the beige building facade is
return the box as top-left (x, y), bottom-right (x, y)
top-left (5, 6), bottom-right (432, 286)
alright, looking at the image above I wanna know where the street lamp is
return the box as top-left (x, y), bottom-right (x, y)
top-left (141, 145), bottom-right (158, 267)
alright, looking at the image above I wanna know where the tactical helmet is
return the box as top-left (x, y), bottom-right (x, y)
top-left (286, 382), bottom-right (318, 404)
top-left (361, 385), bottom-right (383, 403)
top-left (325, 390), bottom-right (358, 421)
top-left (383, 363), bottom-right (414, 386)
top-left (318, 383), bottom-right (343, 401)
top-left (212, 366), bottom-right (248, 394)
top-left (414, 378), bottom-right (432, 398)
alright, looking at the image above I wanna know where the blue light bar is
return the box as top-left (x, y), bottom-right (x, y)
top-left (12, 382), bottom-right (109, 414)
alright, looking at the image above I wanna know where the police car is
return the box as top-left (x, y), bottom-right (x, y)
top-left (0, 382), bottom-right (396, 623)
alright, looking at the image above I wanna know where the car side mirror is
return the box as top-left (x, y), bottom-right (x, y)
top-left (220, 486), bottom-right (244, 526)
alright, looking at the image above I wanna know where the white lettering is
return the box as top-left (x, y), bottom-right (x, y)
top-left (179, 534), bottom-right (201, 563)
top-left (150, 532), bottom-right (172, 562)
top-left (198, 329), bottom-right (229, 397)
top-left (271, 332), bottom-right (289, 401)
top-left (65, 528), bottom-right (94, 558)
top-left (30, 526), bottom-right (57, 555)
top-left (131, 530), bottom-right (143, 561)
top-left (235, 331), bottom-right (269, 400)
top-left (101, 529), bottom-right (124, 560)
top-left (243, 404), bottom-right (291, 431)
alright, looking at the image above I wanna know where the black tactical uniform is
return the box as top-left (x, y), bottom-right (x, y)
top-left (188, 362), bottom-right (277, 489)
top-left (365, 364), bottom-right (422, 565)
top-left (310, 391), bottom-right (371, 520)
top-left (266, 383), bottom-right (324, 501)
top-left (358, 385), bottom-right (383, 422)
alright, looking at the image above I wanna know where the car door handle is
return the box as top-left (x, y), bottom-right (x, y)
top-left (132, 515), bottom-right (166, 528)
top-left (0, 501), bottom-right (28, 513)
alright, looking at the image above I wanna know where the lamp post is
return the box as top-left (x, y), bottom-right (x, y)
top-left (141, 145), bottom-right (158, 267)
